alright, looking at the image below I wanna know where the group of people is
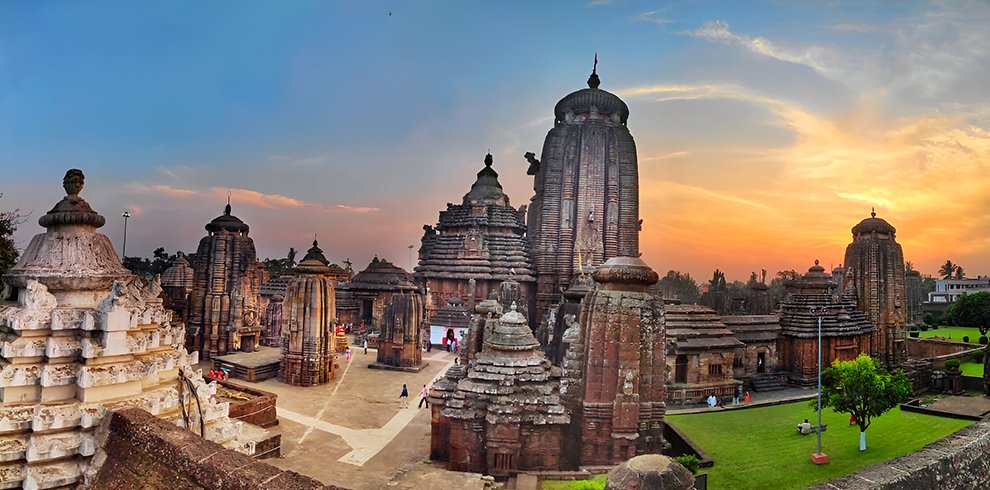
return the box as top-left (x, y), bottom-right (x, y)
top-left (206, 368), bottom-right (229, 380)
top-left (706, 387), bottom-right (751, 408)
top-left (398, 383), bottom-right (431, 409)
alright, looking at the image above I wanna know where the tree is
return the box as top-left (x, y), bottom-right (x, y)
top-left (657, 270), bottom-right (700, 304)
top-left (939, 260), bottom-right (959, 280)
top-left (818, 354), bottom-right (911, 451)
top-left (1, 196), bottom-right (26, 297)
top-left (954, 266), bottom-right (965, 279)
top-left (263, 247), bottom-right (298, 278)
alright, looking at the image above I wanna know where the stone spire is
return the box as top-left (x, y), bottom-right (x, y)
top-left (8, 169), bottom-right (128, 291)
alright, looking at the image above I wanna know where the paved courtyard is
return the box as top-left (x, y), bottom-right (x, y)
top-left (211, 346), bottom-right (486, 489)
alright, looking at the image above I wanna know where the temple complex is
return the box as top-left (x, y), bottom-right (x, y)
top-left (416, 153), bottom-right (535, 323)
top-left (664, 304), bottom-right (743, 405)
top-left (721, 315), bottom-right (782, 390)
top-left (432, 299), bottom-right (568, 477)
top-left (370, 290), bottom-right (426, 371)
top-left (0, 170), bottom-right (252, 488)
top-left (187, 201), bottom-right (267, 359)
top-left (779, 261), bottom-right (874, 386)
top-left (426, 296), bottom-right (471, 350)
top-left (526, 65), bottom-right (641, 323)
top-left (843, 210), bottom-right (908, 367)
top-left (335, 256), bottom-right (417, 327)
top-left (280, 240), bottom-right (339, 386)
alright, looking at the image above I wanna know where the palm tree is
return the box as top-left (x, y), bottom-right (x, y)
top-left (955, 266), bottom-right (965, 279)
top-left (939, 260), bottom-right (957, 280)
top-left (905, 261), bottom-right (914, 273)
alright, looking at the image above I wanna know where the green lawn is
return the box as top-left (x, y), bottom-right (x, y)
top-left (960, 361), bottom-right (984, 377)
top-left (541, 474), bottom-right (606, 490)
top-left (666, 401), bottom-right (972, 490)
top-left (915, 325), bottom-right (983, 341)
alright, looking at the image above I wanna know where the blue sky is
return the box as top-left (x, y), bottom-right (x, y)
top-left (3, 1), bottom-right (989, 280)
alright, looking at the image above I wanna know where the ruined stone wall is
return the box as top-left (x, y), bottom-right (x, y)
top-left (89, 408), bottom-right (335, 490)
top-left (906, 337), bottom-right (980, 359)
top-left (812, 418), bottom-right (990, 490)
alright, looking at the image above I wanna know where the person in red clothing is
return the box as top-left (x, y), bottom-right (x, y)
top-left (744, 391), bottom-right (751, 403)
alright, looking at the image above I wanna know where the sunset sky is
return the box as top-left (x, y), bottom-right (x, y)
top-left (2, 1), bottom-right (988, 283)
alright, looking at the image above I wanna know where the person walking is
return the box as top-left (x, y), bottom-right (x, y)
top-left (732, 385), bottom-right (740, 405)
top-left (418, 384), bottom-right (430, 408)
top-left (744, 391), bottom-right (751, 403)
top-left (399, 384), bottom-right (409, 408)
top-left (344, 347), bottom-right (351, 362)
top-left (363, 339), bottom-right (368, 355)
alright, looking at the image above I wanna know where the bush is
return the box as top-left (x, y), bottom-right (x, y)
top-left (573, 480), bottom-right (606, 490)
top-left (919, 324), bottom-right (929, 331)
top-left (909, 331), bottom-right (920, 338)
top-left (973, 350), bottom-right (985, 363)
top-left (924, 314), bottom-right (936, 325)
top-left (980, 336), bottom-right (988, 345)
top-left (945, 359), bottom-right (961, 371)
top-left (932, 324), bottom-right (939, 330)
top-left (963, 336), bottom-right (970, 343)
top-left (908, 325), bottom-right (919, 332)
top-left (676, 454), bottom-right (701, 475)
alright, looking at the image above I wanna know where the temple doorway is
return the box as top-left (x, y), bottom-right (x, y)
top-left (674, 355), bottom-right (687, 384)
top-left (757, 352), bottom-right (766, 373)
top-left (361, 299), bottom-right (373, 324)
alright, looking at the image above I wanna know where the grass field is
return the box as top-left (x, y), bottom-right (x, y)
top-left (960, 361), bottom-right (984, 377)
top-left (664, 401), bottom-right (972, 490)
top-left (541, 474), bottom-right (606, 490)
top-left (915, 325), bottom-right (984, 341)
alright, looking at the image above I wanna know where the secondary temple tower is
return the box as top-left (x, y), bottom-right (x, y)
top-left (280, 240), bottom-right (338, 386)
top-left (188, 201), bottom-right (266, 359)
top-left (842, 210), bottom-right (908, 367)
top-left (526, 64), bottom-right (640, 321)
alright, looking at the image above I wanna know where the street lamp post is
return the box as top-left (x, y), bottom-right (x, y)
top-left (408, 244), bottom-right (414, 271)
top-left (810, 305), bottom-right (829, 464)
top-left (121, 211), bottom-right (131, 258)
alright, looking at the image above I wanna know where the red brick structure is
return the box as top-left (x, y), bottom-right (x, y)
top-left (415, 153), bottom-right (535, 323)
top-left (664, 304), bottom-right (743, 405)
top-left (842, 210), bottom-right (908, 367)
top-left (280, 240), bottom-right (338, 386)
top-left (566, 257), bottom-right (666, 466)
top-left (721, 315), bottom-right (782, 389)
top-left (779, 261), bottom-right (875, 386)
top-left (436, 302), bottom-right (568, 477)
top-left (526, 67), bottom-right (641, 324)
top-left (188, 201), bottom-right (268, 359)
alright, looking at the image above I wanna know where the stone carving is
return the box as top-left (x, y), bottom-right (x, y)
top-left (96, 280), bottom-right (127, 313)
top-left (622, 369), bottom-right (638, 396)
top-left (23, 280), bottom-right (56, 312)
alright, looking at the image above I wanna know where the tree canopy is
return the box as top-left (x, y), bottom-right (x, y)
top-left (657, 270), bottom-right (700, 304)
top-left (945, 291), bottom-right (990, 335)
top-left (939, 260), bottom-right (962, 280)
top-left (122, 247), bottom-right (183, 277)
top-left (818, 354), bottom-right (911, 450)
top-left (0, 196), bottom-right (25, 296)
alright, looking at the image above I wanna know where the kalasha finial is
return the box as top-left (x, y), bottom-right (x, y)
top-left (63, 169), bottom-right (85, 196)
top-left (313, 234), bottom-right (318, 248)
top-left (224, 191), bottom-right (232, 216)
top-left (484, 153), bottom-right (493, 167)
top-left (588, 53), bottom-right (601, 89)
top-left (815, 259), bottom-right (820, 266)
top-left (871, 207), bottom-right (876, 218)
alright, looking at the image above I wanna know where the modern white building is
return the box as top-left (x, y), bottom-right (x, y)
top-left (927, 276), bottom-right (990, 303)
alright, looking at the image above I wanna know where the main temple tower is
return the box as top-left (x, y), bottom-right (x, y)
top-left (842, 210), bottom-right (908, 367)
top-left (527, 61), bottom-right (640, 320)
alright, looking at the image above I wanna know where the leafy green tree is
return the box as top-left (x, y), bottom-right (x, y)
top-left (657, 270), bottom-right (700, 303)
top-left (818, 354), bottom-right (911, 451)
top-left (954, 266), bottom-right (965, 279)
top-left (1, 196), bottom-right (25, 296)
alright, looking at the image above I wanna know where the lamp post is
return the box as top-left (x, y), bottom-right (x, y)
top-left (408, 244), bottom-right (414, 271)
top-left (121, 211), bottom-right (131, 258)
top-left (809, 305), bottom-right (829, 464)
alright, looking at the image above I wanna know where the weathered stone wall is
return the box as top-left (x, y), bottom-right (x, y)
top-left (89, 408), bottom-right (337, 490)
top-left (906, 337), bottom-right (980, 359)
top-left (218, 380), bottom-right (278, 429)
top-left (811, 418), bottom-right (990, 490)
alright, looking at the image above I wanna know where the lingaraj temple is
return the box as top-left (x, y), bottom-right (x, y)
top-left (0, 63), bottom-right (937, 488)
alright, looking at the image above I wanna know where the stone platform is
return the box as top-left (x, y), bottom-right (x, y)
top-left (214, 346), bottom-right (282, 382)
top-left (367, 360), bottom-right (430, 372)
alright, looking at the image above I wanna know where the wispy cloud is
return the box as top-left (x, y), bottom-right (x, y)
top-left (123, 183), bottom-right (378, 213)
top-left (634, 10), bottom-right (673, 25)
top-left (687, 20), bottom-right (835, 76)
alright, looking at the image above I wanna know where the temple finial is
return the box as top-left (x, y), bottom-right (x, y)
top-left (871, 207), bottom-right (876, 218)
top-left (484, 152), bottom-right (493, 167)
top-left (224, 191), bottom-right (231, 216)
top-left (313, 233), bottom-right (318, 247)
top-left (588, 53), bottom-right (601, 89)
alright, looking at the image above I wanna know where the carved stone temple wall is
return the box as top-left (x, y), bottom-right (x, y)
top-left (842, 210), bottom-right (908, 367)
top-left (526, 68), bottom-right (641, 324)
top-left (564, 257), bottom-right (666, 467)
top-left (372, 291), bottom-right (426, 371)
top-left (0, 170), bottom-right (251, 489)
top-left (280, 240), bottom-right (339, 386)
